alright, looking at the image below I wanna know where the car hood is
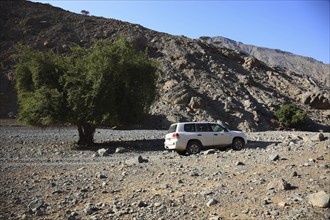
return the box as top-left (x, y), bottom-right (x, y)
top-left (228, 130), bottom-right (245, 136)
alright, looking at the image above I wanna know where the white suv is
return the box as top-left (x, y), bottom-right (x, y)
top-left (164, 122), bottom-right (247, 155)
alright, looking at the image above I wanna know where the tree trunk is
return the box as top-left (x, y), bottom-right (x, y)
top-left (77, 124), bottom-right (95, 146)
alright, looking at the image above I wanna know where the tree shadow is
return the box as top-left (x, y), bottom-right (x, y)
top-left (73, 138), bottom-right (165, 153)
top-left (244, 140), bottom-right (282, 150)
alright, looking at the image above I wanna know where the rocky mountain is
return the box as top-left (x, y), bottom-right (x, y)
top-left (0, 0), bottom-right (329, 131)
top-left (204, 36), bottom-right (330, 88)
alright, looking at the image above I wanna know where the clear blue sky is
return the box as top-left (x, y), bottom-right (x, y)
top-left (32, 0), bottom-right (330, 64)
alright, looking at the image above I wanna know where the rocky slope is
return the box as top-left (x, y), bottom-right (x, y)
top-left (0, 127), bottom-right (329, 219)
top-left (0, 0), bottom-right (329, 131)
top-left (205, 36), bottom-right (330, 88)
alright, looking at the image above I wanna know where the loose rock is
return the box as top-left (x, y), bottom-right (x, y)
top-left (207, 198), bottom-right (218, 207)
top-left (97, 148), bottom-right (109, 157)
top-left (267, 178), bottom-right (291, 190)
top-left (308, 191), bottom-right (330, 208)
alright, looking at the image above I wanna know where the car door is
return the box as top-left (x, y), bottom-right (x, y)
top-left (195, 123), bottom-right (214, 146)
top-left (209, 123), bottom-right (232, 146)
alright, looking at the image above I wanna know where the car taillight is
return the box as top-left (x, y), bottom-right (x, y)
top-left (172, 133), bottom-right (179, 139)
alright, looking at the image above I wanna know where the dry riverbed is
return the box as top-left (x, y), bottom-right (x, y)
top-left (0, 126), bottom-right (329, 220)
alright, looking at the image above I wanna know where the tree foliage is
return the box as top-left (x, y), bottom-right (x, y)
top-left (14, 38), bottom-right (159, 145)
top-left (81, 10), bottom-right (90, 15)
top-left (275, 103), bottom-right (307, 129)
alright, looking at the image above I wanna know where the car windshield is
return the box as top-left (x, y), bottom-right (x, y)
top-left (167, 124), bottom-right (177, 133)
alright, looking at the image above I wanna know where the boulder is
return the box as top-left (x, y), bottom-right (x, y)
top-left (266, 178), bottom-right (291, 190)
top-left (238, 75), bottom-right (254, 85)
top-left (310, 133), bottom-right (326, 142)
top-left (301, 91), bottom-right (330, 109)
top-left (163, 82), bottom-right (195, 105)
top-left (308, 191), bottom-right (330, 208)
top-left (163, 80), bottom-right (178, 91)
top-left (189, 96), bottom-right (204, 109)
top-left (242, 56), bottom-right (265, 70)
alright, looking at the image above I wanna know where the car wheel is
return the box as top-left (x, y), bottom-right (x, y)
top-left (187, 141), bottom-right (202, 155)
top-left (232, 138), bottom-right (244, 151)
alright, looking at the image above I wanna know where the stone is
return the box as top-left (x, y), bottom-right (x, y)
top-left (278, 201), bottom-right (288, 207)
top-left (301, 91), bottom-right (330, 109)
top-left (189, 96), bottom-right (204, 109)
top-left (97, 148), bottom-right (109, 157)
top-left (137, 201), bottom-right (148, 208)
top-left (115, 147), bottom-right (128, 153)
top-left (67, 211), bottom-right (79, 220)
top-left (308, 191), bottom-right (330, 208)
top-left (242, 56), bottom-right (264, 70)
top-left (243, 99), bottom-right (252, 108)
top-left (200, 190), bottom-right (214, 196)
top-left (266, 178), bottom-right (291, 190)
top-left (190, 170), bottom-right (200, 176)
top-left (316, 155), bottom-right (324, 160)
top-left (310, 133), bottom-right (326, 142)
top-left (99, 174), bottom-right (108, 179)
top-left (35, 207), bottom-right (45, 216)
top-left (125, 155), bottom-right (148, 165)
top-left (164, 82), bottom-right (192, 105)
top-left (163, 80), bottom-right (178, 90)
top-left (160, 184), bottom-right (169, 189)
top-left (236, 161), bottom-right (245, 166)
top-left (83, 203), bottom-right (99, 215)
top-left (291, 171), bottom-right (298, 177)
top-left (262, 197), bottom-right (272, 205)
top-left (270, 210), bottom-right (279, 216)
top-left (269, 154), bottom-right (280, 161)
top-left (28, 199), bottom-right (43, 212)
top-left (203, 149), bottom-right (216, 155)
top-left (208, 215), bottom-right (222, 220)
top-left (207, 198), bottom-right (218, 206)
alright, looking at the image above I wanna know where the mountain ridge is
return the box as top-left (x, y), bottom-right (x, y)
top-left (205, 36), bottom-right (329, 88)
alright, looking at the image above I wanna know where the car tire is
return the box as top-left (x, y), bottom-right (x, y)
top-left (187, 141), bottom-right (202, 155)
top-left (232, 138), bottom-right (244, 151)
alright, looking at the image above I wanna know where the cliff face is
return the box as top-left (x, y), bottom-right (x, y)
top-left (0, 0), bottom-right (329, 131)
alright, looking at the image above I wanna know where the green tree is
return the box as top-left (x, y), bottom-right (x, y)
top-left (15, 38), bottom-right (158, 145)
top-left (275, 103), bottom-right (307, 129)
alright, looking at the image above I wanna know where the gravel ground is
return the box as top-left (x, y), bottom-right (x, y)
top-left (0, 126), bottom-right (329, 220)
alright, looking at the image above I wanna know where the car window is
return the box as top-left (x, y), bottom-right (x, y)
top-left (167, 124), bottom-right (177, 133)
top-left (210, 124), bottom-right (225, 132)
top-left (184, 124), bottom-right (196, 132)
top-left (196, 123), bottom-right (211, 132)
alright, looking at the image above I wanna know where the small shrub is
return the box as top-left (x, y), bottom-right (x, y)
top-left (275, 103), bottom-right (307, 129)
top-left (81, 10), bottom-right (89, 16)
